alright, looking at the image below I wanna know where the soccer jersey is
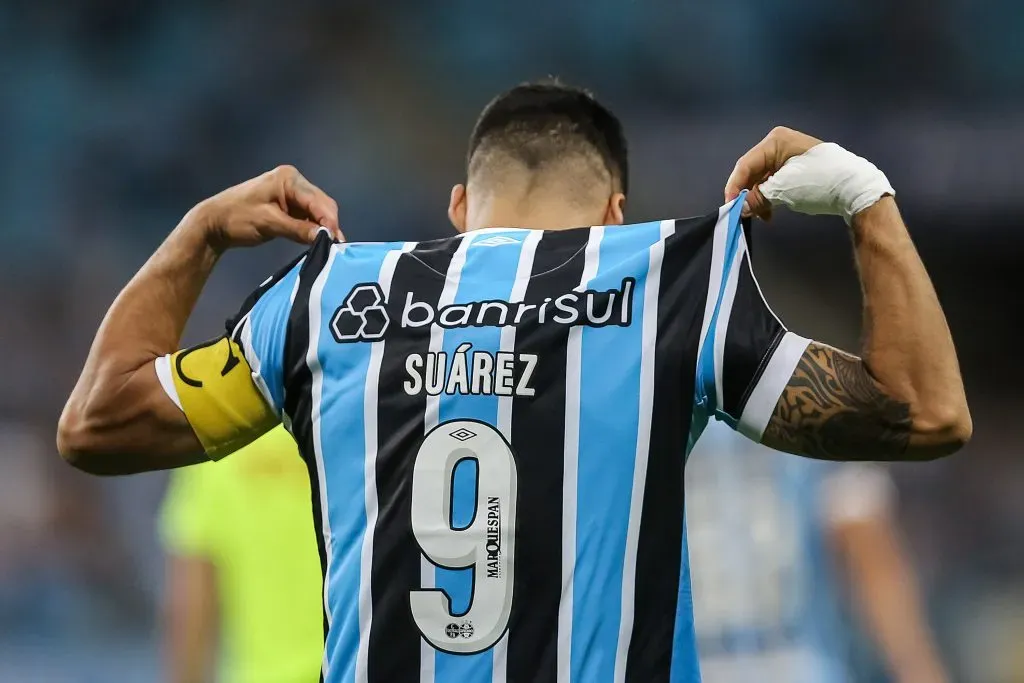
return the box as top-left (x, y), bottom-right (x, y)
top-left (156, 193), bottom-right (811, 683)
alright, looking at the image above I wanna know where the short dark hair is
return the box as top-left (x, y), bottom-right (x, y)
top-left (467, 79), bottom-right (629, 195)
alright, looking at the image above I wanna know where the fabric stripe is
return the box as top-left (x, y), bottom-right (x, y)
top-left (312, 242), bottom-right (403, 683)
top-left (368, 238), bottom-right (460, 683)
top-left (625, 214), bottom-right (716, 683)
top-left (154, 355), bottom-right (182, 409)
top-left (720, 251), bottom-right (785, 419)
top-left (242, 257), bottom-right (307, 413)
top-left (432, 231), bottom-right (528, 683)
top-left (696, 193), bottom-right (745, 417)
top-left (711, 237), bottom-right (747, 417)
top-left (418, 235), bottom-right (475, 683)
top-left (571, 222), bottom-right (662, 682)
top-left (492, 230), bottom-right (543, 683)
top-left (356, 243), bottom-right (416, 683)
top-left (613, 220), bottom-right (675, 681)
top-left (281, 234), bottom-right (334, 682)
top-left (696, 194), bottom-right (746, 417)
top-left (507, 229), bottom-right (592, 683)
top-left (558, 227), bottom-right (604, 683)
top-left (737, 332), bottom-right (810, 440)
top-left (693, 201), bottom-right (735, 387)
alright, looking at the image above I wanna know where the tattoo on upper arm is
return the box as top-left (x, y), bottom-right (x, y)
top-left (761, 342), bottom-right (911, 460)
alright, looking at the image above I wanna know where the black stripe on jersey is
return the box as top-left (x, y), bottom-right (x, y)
top-left (226, 248), bottom-right (308, 336)
top-left (280, 231), bottom-right (335, 669)
top-left (626, 215), bottom-right (716, 682)
top-left (507, 228), bottom-right (591, 683)
top-left (720, 252), bottom-right (785, 420)
top-left (367, 238), bottom-right (460, 683)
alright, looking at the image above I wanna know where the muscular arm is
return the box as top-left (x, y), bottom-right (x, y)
top-left (57, 166), bottom-right (339, 475)
top-left (56, 210), bottom-right (218, 474)
top-left (762, 199), bottom-right (971, 461)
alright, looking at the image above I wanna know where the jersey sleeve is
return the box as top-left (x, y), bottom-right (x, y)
top-left (154, 251), bottom-right (307, 461)
top-left (696, 193), bottom-right (811, 441)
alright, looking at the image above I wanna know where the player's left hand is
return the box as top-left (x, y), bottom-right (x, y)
top-left (724, 126), bottom-right (823, 221)
top-left (726, 127), bottom-right (894, 224)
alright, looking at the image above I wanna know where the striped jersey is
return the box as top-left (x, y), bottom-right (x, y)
top-left (216, 194), bottom-right (811, 683)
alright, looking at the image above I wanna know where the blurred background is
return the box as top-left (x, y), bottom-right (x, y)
top-left (1, 0), bottom-right (1021, 681)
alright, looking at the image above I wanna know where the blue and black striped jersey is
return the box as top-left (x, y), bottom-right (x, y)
top-left (215, 194), bottom-right (811, 683)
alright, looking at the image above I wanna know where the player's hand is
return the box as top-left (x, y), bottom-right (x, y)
top-left (192, 165), bottom-right (343, 251)
top-left (724, 126), bottom-right (823, 220)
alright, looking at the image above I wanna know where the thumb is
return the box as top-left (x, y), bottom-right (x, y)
top-left (742, 184), bottom-right (773, 221)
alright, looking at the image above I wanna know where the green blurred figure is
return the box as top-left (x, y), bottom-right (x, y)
top-left (159, 426), bottom-right (323, 683)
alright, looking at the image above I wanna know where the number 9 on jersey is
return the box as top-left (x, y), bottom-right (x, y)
top-left (410, 420), bottom-right (519, 654)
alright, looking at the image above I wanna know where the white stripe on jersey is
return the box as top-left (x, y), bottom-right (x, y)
top-left (738, 332), bottom-right (811, 440)
top-left (420, 234), bottom-right (474, 683)
top-left (357, 243), bottom-right (415, 683)
top-left (558, 226), bottom-right (605, 683)
top-left (306, 244), bottom-right (340, 680)
top-left (491, 229), bottom-right (542, 683)
top-left (694, 202), bottom-right (734, 388)
top-left (239, 313), bottom-right (278, 415)
top-left (613, 219), bottom-right (676, 681)
top-left (712, 235), bottom-right (748, 410)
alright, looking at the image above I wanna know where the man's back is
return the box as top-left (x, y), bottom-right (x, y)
top-left (58, 114), bottom-right (972, 682)
top-left (224, 197), bottom-right (804, 682)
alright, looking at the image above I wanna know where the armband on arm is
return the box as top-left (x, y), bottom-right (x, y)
top-left (155, 336), bottom-right (279, 461)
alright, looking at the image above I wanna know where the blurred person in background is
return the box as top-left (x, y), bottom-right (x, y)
top-left (688, 422), bottom-right (948, 683)
top-left (160, 426), bottom-right (322, 683)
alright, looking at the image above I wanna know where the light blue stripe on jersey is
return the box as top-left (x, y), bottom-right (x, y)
top-left (687, 194), bottom-right (747, 457)
top-left (313, 243), bottom-right (396, 683)
top-left (434, 231), bottom-right (526, 683)
top-left (246, 259), bottom-right (304, 413)
top-left (571, 221), bottom-right (662, 682)
top-left (696, 193), bottom-right (746, 418)
top-left (670, 519), bottom-right (701, 683)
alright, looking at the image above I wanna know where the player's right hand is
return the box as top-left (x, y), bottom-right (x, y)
top-left (724, 126), bottom-right (823, 220)
top-left (192, 165), bottom-right (343, 251)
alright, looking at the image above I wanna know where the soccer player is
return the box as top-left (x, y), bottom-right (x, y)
top-left (159, 426), bottom-right (322, 683)
top-left (687, 421), bottom-right (949, 683)
top-left (58, 82), bottom-right (970, 683)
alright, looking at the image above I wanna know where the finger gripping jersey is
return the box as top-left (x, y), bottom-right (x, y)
top-left (173, 196), bottom-right (810, 683)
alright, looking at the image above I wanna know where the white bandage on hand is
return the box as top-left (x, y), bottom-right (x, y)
top-left (759, 142), bottom-right (895, 224)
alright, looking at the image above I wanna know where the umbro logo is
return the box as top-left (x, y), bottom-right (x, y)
top-left (474, 235), bottom-right (520, 247)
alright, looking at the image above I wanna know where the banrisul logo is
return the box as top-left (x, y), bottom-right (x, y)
top-left (330, 284), bottom-right (390, 342)
top-left (331, 278), bottom-right (635, 343)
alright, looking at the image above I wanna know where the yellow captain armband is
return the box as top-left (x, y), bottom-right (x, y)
top-left (156, 336), bottom-right (280, 461)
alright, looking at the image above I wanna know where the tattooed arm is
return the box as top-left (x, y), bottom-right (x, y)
top-left (762, 343), bottom-right (913, 460)
top-left (760, 199), bottom-right (971, 461)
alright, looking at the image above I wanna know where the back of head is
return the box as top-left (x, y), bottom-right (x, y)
top-left (465, 79), bottom-right (629, 219)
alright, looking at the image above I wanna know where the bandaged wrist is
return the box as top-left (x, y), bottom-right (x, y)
top-left (759, 142), bottom-right (895, 224)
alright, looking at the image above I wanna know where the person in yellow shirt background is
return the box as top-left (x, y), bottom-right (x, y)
top-left (159, 426), bottom-right (323, 683)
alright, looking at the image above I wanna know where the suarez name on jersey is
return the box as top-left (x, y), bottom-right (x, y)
top-left (156, 194), bottom-right (811, 683)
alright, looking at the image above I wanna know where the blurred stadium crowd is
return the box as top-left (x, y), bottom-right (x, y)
top-left (0, 1), bottom-right (1021, 681)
